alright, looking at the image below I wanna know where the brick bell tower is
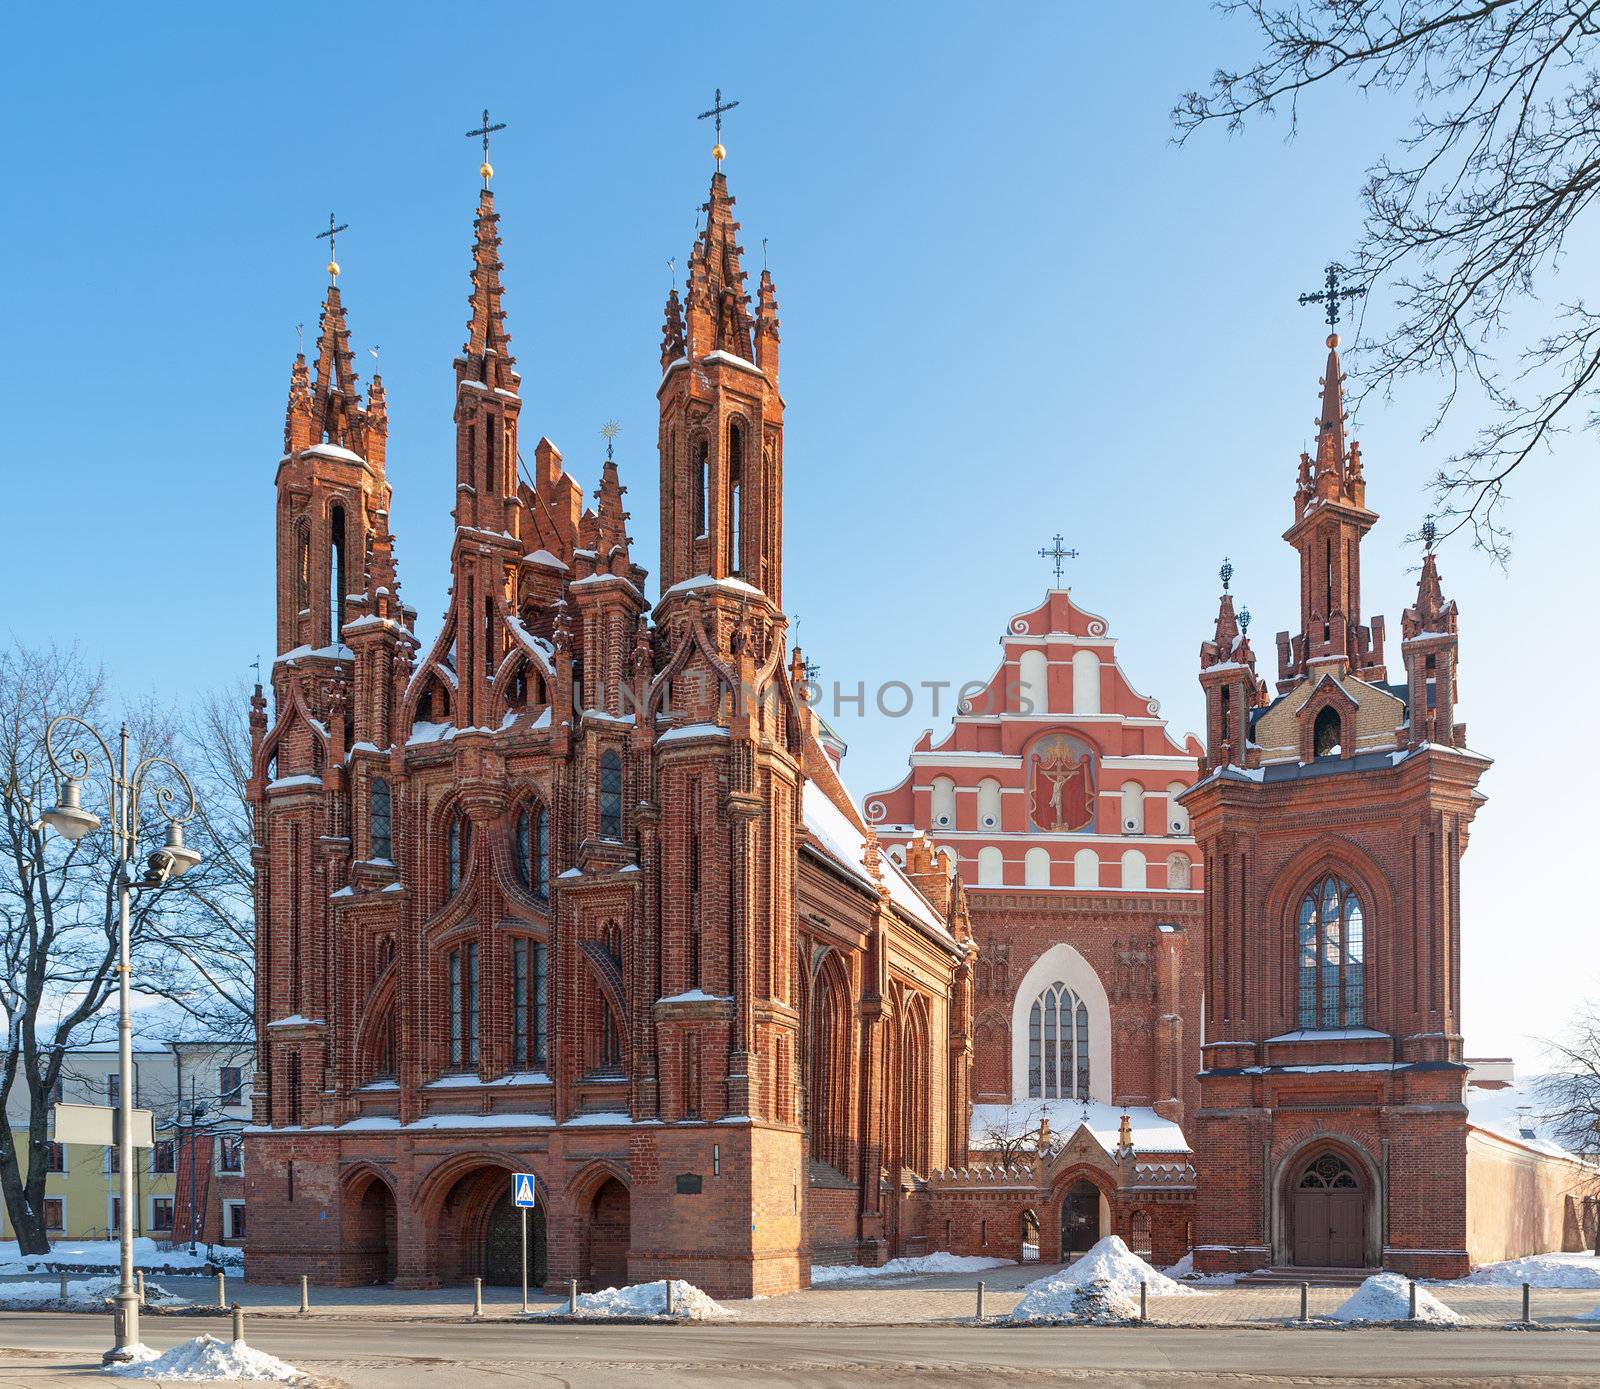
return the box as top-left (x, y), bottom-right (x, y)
top-left (1182, 321), bottom-right (1490, 1281)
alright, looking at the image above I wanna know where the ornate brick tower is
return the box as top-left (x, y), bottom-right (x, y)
top-left (1183, 328), bottom-right (1490, 1280)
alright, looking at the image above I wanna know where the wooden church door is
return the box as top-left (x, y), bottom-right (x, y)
top-left (1291, 1152), bottom-right (1364, 1267)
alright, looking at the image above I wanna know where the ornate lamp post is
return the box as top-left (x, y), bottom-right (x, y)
top-left (38, 717), bottom-right (200, 1362)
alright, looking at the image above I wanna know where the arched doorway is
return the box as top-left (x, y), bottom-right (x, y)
top-left (1020, 1210), bottom-right (1041, 1262)
top-left (344, 1171), bottom-right (397, 1284)
top-left (1289, 1151), bottom-right (1365, 1268)
top-left (482, 1188), bottom-right (547, 1287)
top-left (1060, 1179), bottom-right (1102, 1260)
top-left (586, 1177), bottom-right (630, 1288)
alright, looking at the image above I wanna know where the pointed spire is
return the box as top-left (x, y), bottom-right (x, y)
top-left (594, 460), bottom-right (632, 572)
top-left (311, 285), bottom-right (362, 448)
top-left (755, 266), bottom-right (780, 379)
top-left (661, 287), bottom-right (686, 369)
top-left (462, 187), bottom-right (517, 392)
top-left (284, 353), bottom-right (313, 454)
top-left (686, 172), bottom-right (754, 360)
top-left (1312, 333), bottom-right (1352, 499)
top-left (1402, 550), bottom-right (1457, 640)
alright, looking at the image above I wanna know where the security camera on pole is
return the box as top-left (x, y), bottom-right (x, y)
top-left (38, 716), bottom-right (202, 1363)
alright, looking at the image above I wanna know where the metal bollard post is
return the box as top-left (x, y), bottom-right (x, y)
top-left (1408, 1280), bottom-right (1417, 1320)
top-left (136, 1270), bottom-right (145, 1306)
top-left (473, 1276), bottom-right (483, 1317)
top-left (58, 1270), bottom-right (68, 1303)
top-left (976, 1280), bottom-right (986, 1320)
top-left (1298, 1281), bottom-right (1309, 1323)
top-left (299, 1274), bottom-right (309, 1315)
top-left (664, 1278), bottom-right (674, 1317)
top-left (231, 1302), bottom-right (244, 1344)
top-left (1522, 1281), bottom-right (1531, 1325)
top-left (568, 1278), bottom-right (578, 1314)
top-left (1140, 1279), bottom-right (1148, 1323)
top-left (216, 1271), bottom-right (226, 1310)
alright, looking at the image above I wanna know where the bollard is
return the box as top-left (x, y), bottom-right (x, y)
top-left (568, 1278), bottom-right (578, 1314)
top-left (231, 1302), bottom-right (244, 1345)
top-left (1140, 1279), bottom-right (1148, 1323)
top-left (976, 1280), bottom-right (986, 1320)
top-left (136, 1270), bottom-right (145, 1306)
top-left (216, 1271), bottom-right (226, 1310)
top-left (58, 1270), bottom-right (68, 1303)
top-left (1298, 1281), bottom-right (1308, 1323)
top-left (664, 1278), bottom-right (674, 1317)
top-left (1522, 1281), bottom-right (1531, 1325)
top-left (299, 1274), bottom-right (309, 1315)
top-left (1408, 1280), bottom-right (1417, 1321)
top-left (473, 1276), bottom-right (483, 1317)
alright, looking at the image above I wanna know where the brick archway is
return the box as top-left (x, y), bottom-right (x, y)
top-left (340, 1165), bottom-right (398, 1285)
top-left (1271, 1135), bottom-right (1383, 1270)
top-left (414, 1156), bottom-right (527, 1286)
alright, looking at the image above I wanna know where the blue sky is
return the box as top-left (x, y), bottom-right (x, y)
top-left (2, 4), bottom-right (1593, 1072)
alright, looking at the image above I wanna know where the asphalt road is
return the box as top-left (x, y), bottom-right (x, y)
top-left (2, 1311), bottom-right (1599, 1387)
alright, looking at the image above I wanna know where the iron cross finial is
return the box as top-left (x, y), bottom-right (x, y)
top-left (250, 655), bottom-right (262, 684)
top-left (698, 88), bottom-right (739, 166)
top-left (1298, 262), bottom-right (1366, 329)
top-left (466, 108), bottom-right (508, 185)
top-left (1421, 515), bottom-right (1438, 551)
top-left (316, 213), bottom-right (349, 281)
top-left (1220, 556), bottom-right (1233, 592)
top-left (1038, 534), bottom-right (1081, 586)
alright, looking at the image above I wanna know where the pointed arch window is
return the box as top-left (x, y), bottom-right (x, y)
top-left (726, 420), bottom-right (744, 574)
top-left (693, 438), bottom-right (709, 539)
top-left (328, 503), bottom-right (348, 646)
top-left (447, 812), bottom-right (471, 896)
top-left (1296, 876), bottom-right (1365, 1028)
top-left (516, 800), bottom-right (551, 900)
top-left (1027, 981), bottom-right (1091, 1100)
top-left (1313, 705), bottom-right (1343, 759)
top-left (295, 519), bottom-right (312, 614)
top-left (511, 937), bottom-right (548, 1069)
top-left (370, 778), bottom-right (392, 862)
top-left (447, 940), bottom-right (479, 1070)
top-left (598, 750), bottom-right (623, 840)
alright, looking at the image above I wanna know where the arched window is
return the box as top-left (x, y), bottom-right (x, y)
top-left (1027, 982), bottom-right (1091, 1100)
top-left (1166, 853), bottom-right (1191, 890)
top-left (809, 961), bottom-right (851, 1173)
top-left (370, 778), bottom-right (392, 862)
top-left (726, 420), bottom-right (744, 573)
top-left (1073, 848), bottom-right (1099, 887)
top-left (693, 438), bottom-right (709, 538)
top-left (977, 846), bottom-right (1003, 886)
top-left (447, 812), bottom-right (470, 895)
top-left (1296, 876), bottom-right (1365, 1028)
top-left (447, 940), bottom-right (479, 1070)
top-left (977, 778), bottom-right (1002, 830)
top-left (510, 937), bottom-right (548, 1069)
top-left (295, 519), bottom-right (311, 614)
top-left (1166, 782), bottom-right (1190, 835)
top-left (1071, 650), bottom-right (1101, 715)
top-left (1313, 705), bottom-right (1343, 759)
top-left (1018, 650), bottom-right (1048, 714)
top-left (327, 503), bottom-right (348, 646)
top-left (930, 776), bottom-right (956, 829)
top-left (1121, 849), bottom-right (1147, 890)
top-left (1024, 846), bottom-right (1051, 887)
top-left (515, 800), bottom-right (551, 900)
top-left (1120, 781), bottom-right (1145, 834)
top-left (899, 1002), bottom-right (930, 1176)
top-left (598, 750), bottom-right (623, 840)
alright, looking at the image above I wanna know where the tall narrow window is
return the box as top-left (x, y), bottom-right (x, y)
top-left (726, 421), bottom-right (744, 573)
top-left (448, 813), bottom-right (470, 895)
top-left (295, 520), bottom-right (311, 614)
top-left (447, 941), bottom-right (480, 1069)
top-left (484, 597), bottom-right (497, 676)
top-left (370, 778), bottom-right (392, 861)
top-left (485, 409), bottom-right (499, 493)
top-left (1027, 982), bottom-right (1091, 1100)
top-left (516, 802), bottom-right (550, 900)
top-left (598, 750), bottom-right (623, 840)
top-left (328, 503), bottom-right (347, 646)
top-left (1313, 705), bottom-right (1343, 758)
top-left (693, 439), bottom-right (709, 538)
top-left (512, 938), bottom-right (548, 1068)
top-left (1296, 876), bottom-right (1365, 1028)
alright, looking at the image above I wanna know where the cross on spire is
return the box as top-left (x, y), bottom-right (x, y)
top-left (1038, 534), bottom-right (1080, 585)
top-left (316, 213), bottom-right (348, 282)
top-left (698, 87), bottom-right (739, 166)
top-left (1298, 262), bottom-right (1365, 329)
top-left (466, 108), bottom-right (507, 185)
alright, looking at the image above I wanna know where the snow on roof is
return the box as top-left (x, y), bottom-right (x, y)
top-left (970, 1099), bottom-right (1191, 1155)
top-left (657, 573), bottom-right (765, 604)
top-left (524, 549), bottom-right (570, 571)
top-left (1465, 1073), bottom-right (1589, 1163)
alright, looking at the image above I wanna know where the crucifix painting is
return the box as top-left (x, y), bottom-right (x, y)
top-left (1028, 733), bottom-right (1097, 833)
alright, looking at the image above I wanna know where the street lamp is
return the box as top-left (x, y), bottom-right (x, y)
top-left (39, 716), bottom-right (201, 1363)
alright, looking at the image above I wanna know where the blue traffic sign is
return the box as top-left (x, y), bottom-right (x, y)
top-left (512, 1172), bottom-right (537, 1208)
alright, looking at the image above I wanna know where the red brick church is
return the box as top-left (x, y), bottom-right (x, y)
top-left (244, 142), bottom-right (976, 1297)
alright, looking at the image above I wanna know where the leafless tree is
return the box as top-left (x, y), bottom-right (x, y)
top-left (0, 647), bottom-right (256, 1253)
top-left (1176, 2), bottom-right (1600, 561)
top-left (973, 1101), bottom-right (1054, 1165)
top-left (1539, 999), bottom-right (1600, 1255)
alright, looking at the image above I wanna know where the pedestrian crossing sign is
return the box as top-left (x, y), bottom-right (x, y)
top-left (512, 1172), bottom-right (537, 1208)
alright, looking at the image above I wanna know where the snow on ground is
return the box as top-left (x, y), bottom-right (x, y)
top-left (534, 1279), bottom-right (729, 1321)
top-left (1005, 1237), bottom-right (1202, 1324)
top-left (104, 1334), bottom-right (304, 1382)
top-left (0, 1275), bottom-right (184, 1312)
top-left (0, 1238), bottom-right (241, 1276)
top-left (1162, 1251), bottom-right (1241, 1287)
top-left (1449, 1251), bottom-right (1600, 1289)
top-left (1325, 1272), bottom-right (1463, 1326)
top-left (809, 1252), bottom-right (1011, 1285)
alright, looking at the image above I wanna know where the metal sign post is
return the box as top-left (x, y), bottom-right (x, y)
top-left (511, 1172), bottom-right (537, 1314)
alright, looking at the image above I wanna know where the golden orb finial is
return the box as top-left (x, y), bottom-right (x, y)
top-left (327, 259), bottom-right (341, 280)
top-left (712, 142), bottom-right (726, 164)
top-left (1327, 332), bottom-right (1340, 350)
top-left (480, 160), bottom-right (494, 182)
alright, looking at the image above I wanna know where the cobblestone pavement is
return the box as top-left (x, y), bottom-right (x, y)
top-left (8, 1264), bottom-right (1591, 1328)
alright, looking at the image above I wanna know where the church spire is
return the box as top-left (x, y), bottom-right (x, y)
top-left (686, 171), bottom-right (755, 361)
top-left (310, 283), bottom-right (363, 449)
top-left (461, 185), bottom-right (517, 392)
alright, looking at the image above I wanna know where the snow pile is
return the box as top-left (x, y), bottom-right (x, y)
top-left (1325, 1272), bottom-right (1463, 1326)
top-left (0, 1276), bottom-right (184, 1312)
top-left (0, 1238), bottom-right (238, 1276)
top-left (1453, 1252), bottom-right (1600, 1289)
top-left (538, 1279), bottom-right (729, 1321)
top-left (104, 1335), bottom-right (305, 1382)
top-left (810, 1252), bottom-right (1011, 1285)
top-left (1578, 1302), bottom-right (1600, 1322)
top-left (1162, 1251), bottom-right (1240, 1287)
top-left (1009, 1275), bottom-right (1142, 1325)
